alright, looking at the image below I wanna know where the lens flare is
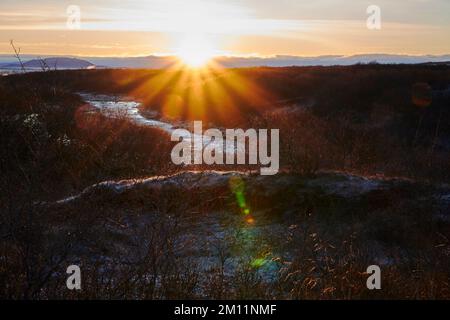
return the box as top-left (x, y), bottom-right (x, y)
top-left (245, 216), bottom-right (255, 224)
top-left (229, 176), bottom-right (250, 213)
top-left (412, 82), bottom-right (432, 108)
top-left (251, 258), bottom-right (267, 268)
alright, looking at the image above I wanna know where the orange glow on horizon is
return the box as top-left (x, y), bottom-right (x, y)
top-left (176, 34), bottom-right (216, 68)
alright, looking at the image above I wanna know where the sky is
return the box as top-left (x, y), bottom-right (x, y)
top-left (0, 0), bottom-right (449, 57)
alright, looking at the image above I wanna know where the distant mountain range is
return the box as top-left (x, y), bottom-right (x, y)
top-left (1, 54), bottom-right (449, 71)
top-left (216, 54), bottom-right (450, 67)
top-left (0, 57), bottom-right (95, 70)
top-left (83, 54), bottom-right (450, 68)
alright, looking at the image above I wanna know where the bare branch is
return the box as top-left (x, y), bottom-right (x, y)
top-left (10, 40), bottom-right (26, 72)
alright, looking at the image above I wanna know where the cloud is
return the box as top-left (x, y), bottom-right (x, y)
top-left (0, 0), bottom-right (448, 56)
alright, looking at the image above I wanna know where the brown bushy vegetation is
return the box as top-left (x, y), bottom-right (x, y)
top-left (0, 74), bottom-right (176, 200)
top-left (25, 64), bottom-right (450, 181)
top-left (1, 65), bottom-right (450, 299)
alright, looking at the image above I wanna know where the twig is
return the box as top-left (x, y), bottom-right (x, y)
top-left (10, 40), bottom-right (26, 72)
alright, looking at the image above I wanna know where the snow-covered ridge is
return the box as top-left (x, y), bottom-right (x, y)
top-left (43, 169), bottom-right (427, 207)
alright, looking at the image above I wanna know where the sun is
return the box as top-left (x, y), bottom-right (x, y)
top-left (176, 33), bottom-right (216, 68)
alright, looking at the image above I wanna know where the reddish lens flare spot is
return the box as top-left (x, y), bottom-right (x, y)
top-left (246, 215), bottom-right (255, 224)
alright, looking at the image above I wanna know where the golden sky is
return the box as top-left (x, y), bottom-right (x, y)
top-left (1, 0), bottom-right (449, 57)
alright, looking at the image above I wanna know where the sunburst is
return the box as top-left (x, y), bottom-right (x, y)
top-left (176, 33), bottom-right (216, 68)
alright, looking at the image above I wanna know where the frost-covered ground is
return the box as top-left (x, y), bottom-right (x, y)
top-left (44, 94), bottom-right (447, 296)
top-left (44, 169), bottom-right (450, 289)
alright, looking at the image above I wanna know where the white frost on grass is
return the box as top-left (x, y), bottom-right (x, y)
top-left (54, 171), bottom-right (247, 205)
top-left (306, 172), bottom-right (385, 198)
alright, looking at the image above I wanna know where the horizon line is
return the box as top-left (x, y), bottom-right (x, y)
top-left (1, 52), bottom-right (450, 59)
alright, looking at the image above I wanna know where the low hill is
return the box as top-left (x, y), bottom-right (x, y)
top-left (2, 57), bottom-right (95, 70)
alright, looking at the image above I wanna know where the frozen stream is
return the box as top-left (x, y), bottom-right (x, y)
top-left (79, 93), bottom-right (244, 155)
